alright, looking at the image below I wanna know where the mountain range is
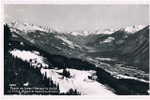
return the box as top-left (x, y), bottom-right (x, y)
top-left (8, 21), bottom-right (149, 72)
top-left (4, 21), bottom-right (149, 95)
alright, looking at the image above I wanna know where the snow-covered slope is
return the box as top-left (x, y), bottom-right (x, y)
top-left (100, 37), bottom-right (115, 43)
top-left (41, 68), bottom-right (115, 95)
top-left (10, 49), bottom-right (115, 95)
top-left (10, 49), bottom-right (48, 68)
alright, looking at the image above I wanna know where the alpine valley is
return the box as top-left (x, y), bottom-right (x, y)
top-left (4, 21), bottom-right (149, 95)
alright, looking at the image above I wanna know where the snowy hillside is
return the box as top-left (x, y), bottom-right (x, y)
top-left (41, 68), bottom-right (115, 95)
top-left (10, 49), bottom-right (115, 95)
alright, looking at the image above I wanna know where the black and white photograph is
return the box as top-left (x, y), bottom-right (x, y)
top-left (3, 4), bottom-right (149, 95)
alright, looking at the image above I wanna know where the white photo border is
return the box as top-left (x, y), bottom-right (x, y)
top-left (0, 0), bottom-right (150, 100)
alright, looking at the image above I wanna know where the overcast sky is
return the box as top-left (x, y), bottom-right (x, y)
top-left (5, 5), bottom-right (149, 32)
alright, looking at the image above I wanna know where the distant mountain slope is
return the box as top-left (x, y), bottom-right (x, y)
top-left (8, 22), bottom-right (85, 58)
top-left (85, 25), bottom-right (149, 73)
top-left (118, 26), bottom-right (149, 72)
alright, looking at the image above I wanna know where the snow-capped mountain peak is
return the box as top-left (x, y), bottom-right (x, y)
top-left (123, 25), bottom-right (146, 33)
top-left (67, 30), bottom-right (91, 36)
top-left (68, 31), bottom-right (83, 36)
top-left (7, 21), bottom-right (147, 36)
top-left (8, 21), bottom-right (56, 34)
top-left (67, 29), bottom-right (115, 36)
top-left (101, 28), bottom-right (117, 34)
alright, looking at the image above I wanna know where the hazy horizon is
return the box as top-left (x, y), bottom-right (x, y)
top-left (5, 5), bottom-right (149, 32)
